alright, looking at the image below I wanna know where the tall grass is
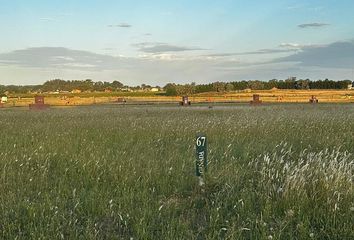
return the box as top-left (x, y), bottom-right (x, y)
top-left (0, 104), bottom-right (353, 239)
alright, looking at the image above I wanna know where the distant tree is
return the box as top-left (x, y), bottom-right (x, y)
top-left (267, 79), bottom-right (279, 89)
top-left (42, 79), bottom-right (67, 91)
top-left (248, 80), bottom-right (265, 90)
top-left (195, 83), bottom-right (213, 93)
top-left (295, 79), bottom-right (310, 89)
top-left (212, 82), bottom-right (226, 92)
top-left (231, 80), bottom-right (248, 90)
top-left (94, 81), bottom-right (104, 91)
top-left (141, 84), bottom-right (151, 90)
top-left (0, 85), bottom-right (5, 95)
top-left (225, 83), bottom-right (234, 92)
top-left (175, 85), bottom-right (184, 96)
top-left (283, 78), bottom-right (296, 89)
top-left (175, 85), bottom-right (188, 96)
top-left (80, 79), bottom-right (94, 91)
top-left (2, 78), bottom-right (353, 94)
top-left (163, 83), bottom-right (177, 96)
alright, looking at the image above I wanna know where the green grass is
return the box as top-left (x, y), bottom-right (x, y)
top-left (0, 104), bottom-right (353, 239)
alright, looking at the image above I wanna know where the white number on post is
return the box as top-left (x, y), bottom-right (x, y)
top-left (196, 137), bottom-right (206, 147)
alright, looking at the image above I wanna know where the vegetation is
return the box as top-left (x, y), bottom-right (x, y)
top-left (1, 78), bottom-right (353, 95)
top-left (0, 79), bottom-right (159, 95)
top-left (0, 104), bottom-right (353, 239)
top-left (164, 79), bottom-right (353, 96)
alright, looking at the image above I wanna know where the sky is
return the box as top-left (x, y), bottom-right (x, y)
top-left (0, 0), bottom-right (354, 86)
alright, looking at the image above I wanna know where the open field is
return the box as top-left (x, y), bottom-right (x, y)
top-left (2, 89), bottom-right (354, 107)
top-left (0, 104), bottom-right (353, 239)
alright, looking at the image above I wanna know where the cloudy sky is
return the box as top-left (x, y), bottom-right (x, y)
top-left (0, 0), bottom-right (354, 86)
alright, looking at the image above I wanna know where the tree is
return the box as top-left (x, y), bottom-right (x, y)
top-left (0, 85), bottom-right (5, 95)
top-left (295, 79), bottom-right (310, 89)
top-left (248, 81), bottom-right (265, 90)
top-left (225, 83), bottom-right (234, 92)
top-left (212, 82), bottom-right (226, 92)
top-left (164, 83), bottom-right (177, 96)
top-left (42, 79), bottom-right (67, 91)
top-left (141, 84), bottom-right (151, 90)
top-left (267, 79), bottom-right (279, 89)
top-left (231, 81), bottom-right (248, 90)
top-left (110, 80), bottom-right (123, 90)
top-left (94, 81), bottom-right (104, 91)
top-left (195, 83), bottom-right (213, 93)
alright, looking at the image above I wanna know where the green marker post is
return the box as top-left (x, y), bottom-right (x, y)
top-left (196, 134), bottom-right (208, 186)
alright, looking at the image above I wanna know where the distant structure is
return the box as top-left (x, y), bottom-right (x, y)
top-left (250, 94), bottom-right (262, 104)
top-left (116, 97), bottom-right (127, 104)
top-left (1, 96), bottom-right (8, 103)
top-left (179, 96), bottom-right (191, 106)
top-left (348, 82), bottom-right (354, 90)
top-left (309, 95), bottom-right (319, 103)
top-left (150, 87), bottom-right (160, 92)
top-left (29, 96), bottom-right (50, 110)
top-left (0, 95), bottom-right (8, 108)
top-left (71, 89), bottom-right (82, 94)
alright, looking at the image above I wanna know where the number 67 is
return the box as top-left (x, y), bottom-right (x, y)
top-left (196, 137), bottom-right (206, 146)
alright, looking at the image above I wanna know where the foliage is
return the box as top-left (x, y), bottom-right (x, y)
top-left (164, 83), bottom-right (178, 96)
top-left (2, 78), bottom-right (353, 95)
top-left (41, 79), bottom-right (125, 92)
top-left (0, 85), bottom-right (5, 95)
top-left (212, 82), bottom-right (226, 92)
top-left (172, 79), bottom-right (352, 94)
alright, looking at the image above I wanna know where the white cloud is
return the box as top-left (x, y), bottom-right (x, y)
top-left (56, 63), bottom-right (97, 68)
top-left (279, 43), bottom-right (303, 49)
top-left (51, 56), bottom-right (75, 61)
top-left (133, 42), bottom-right (207, 53)
top-left (0, 42), bottom-right (353, 86)
top-left (274, 41), bottom-right (354, 68)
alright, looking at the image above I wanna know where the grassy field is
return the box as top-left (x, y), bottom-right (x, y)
top-left (0, 104), bottom-right (353, 239)
top-left (2, 89), bottom-right (354, 107)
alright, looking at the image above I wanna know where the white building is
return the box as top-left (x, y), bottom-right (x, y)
top-left (1, 96), bottom-right (7, 103)
top-left (150, 87), bottom-right (160, 92)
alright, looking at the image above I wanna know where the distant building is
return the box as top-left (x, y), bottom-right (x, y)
top-left (150, 87), bottom-right (159, 92)
top-left (71, 89), bottom-right (82, 94)
top-left (104, 88), bottom-right (112, 93)
top-left (120, 87), bottom-right (133, 92)
top-left (243, 88), bottom-right (252, 93)
top-left (348, 83), bottom-right (354, 90)
top-left (1, 96), bottom-right (8, 103)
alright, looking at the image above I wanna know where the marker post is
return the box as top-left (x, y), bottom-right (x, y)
top-left (196, 134), bottom-right (208, 187)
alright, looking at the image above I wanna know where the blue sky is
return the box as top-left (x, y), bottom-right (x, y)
top-left (0, 0), bottom-right (354, 85)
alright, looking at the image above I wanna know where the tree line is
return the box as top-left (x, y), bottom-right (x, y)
top-left (164, 78), bottom-right (353, 96)
top-left (1, 78), bottom-right (353, 95)
top-left (0, 79), bottom-right (150, 94)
